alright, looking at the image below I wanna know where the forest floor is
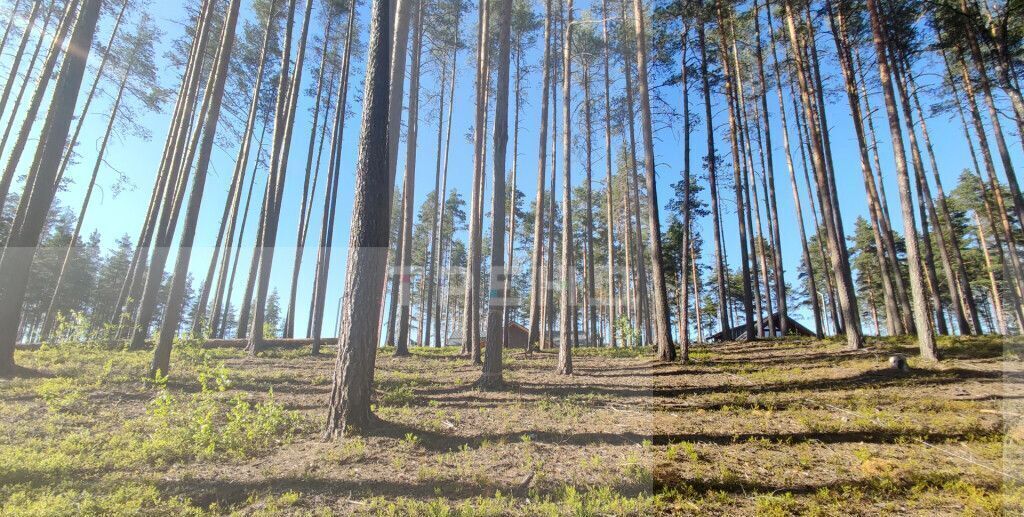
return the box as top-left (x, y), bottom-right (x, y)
top-left (1, 335), bottom-right (1023, 515)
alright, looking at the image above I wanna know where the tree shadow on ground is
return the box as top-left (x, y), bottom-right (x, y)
top-left (163, 470), bottom-right (654, 510)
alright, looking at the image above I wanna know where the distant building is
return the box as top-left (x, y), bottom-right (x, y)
top-left (450, 322), bottom-right (531, 349)
top-left (707, 313), bottom-right (816, 343)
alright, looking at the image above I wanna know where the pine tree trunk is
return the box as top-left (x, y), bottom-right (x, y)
top-left (697, 6), bottom-right (727, 336)
top-left (718, 5), bottom-right (755, 341)
top-left (854, 48), bottom-right (913, 333)
top-left (891, 58), bottom-right (953, 336)
top-left (432, 41), bottom-right (458, 348)
top-left (41, 70), bottom-right (128, 341)
top-left (764, 3), bottom-right (822, 337)
top-left (632, 0), bottom-right (674, 358)
top-left (782, 0), bottom-right (862, 348)
top-left (325, 0), bottom-right (392, 436)
top-left (828, 2), bottom-right (903, 336)
top-left (907, 67), bottom-right (980, 334)
top-left (202, 1), bottom-right (281, 337)
top-left (960, 1), bottom-right (1024, 228)
top-left (601, 0), bottom-right (617, 347)
top-left (463, 0), bottom-right (491, 363)
top-left (678, 24), bottom-right (691, 358)
top-left (423, 41), bottom-right (456, 349)
top-left (619, 3), bottom-right (651, 346)
top-left (502, 33), bottom-right (523, 345)
top-left (284, 16), bottom-right (334, 338)
top-left (54, 0), bottom-right (130, 188)
top-left (526, 0), bottom-right (553, 353)
top-left (0, 0), bottom-right (102, 376)
top-left (247, 0), bottom-right (316, 353)
top-left (0, 0), bottom-right (26, 58)
top-left (864, 0), bottom-right (937, 359)
top-left (151, 0), bottom-right (242, 378)
top-left (751, 0), bottom-right (787, 335)
top-left (0, 0), bottom-right (76, 221)
top-left (582, 67), bottom-right (598, 346)
top-left (310, 0), bottom-right (357, 354)
top-left (481, 0), bottom-right (514, 387)
top-left (556, 0), bottom-right (575, 375)
top-left (0, 0), bottom-right (43, 157)
top-left (396, 0), bottom-right (425, 357)
top-left (128, 0), bottom-right (219, 348)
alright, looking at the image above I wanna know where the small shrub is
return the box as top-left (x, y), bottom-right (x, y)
top-left (35, 378), bottom-right (85, 414)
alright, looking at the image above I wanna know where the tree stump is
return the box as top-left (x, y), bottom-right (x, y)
top-left (889, 354), bottom-right (909, 372)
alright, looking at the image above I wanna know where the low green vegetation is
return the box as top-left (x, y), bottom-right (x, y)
top-left (1, 337), bottom-right (1021, 515)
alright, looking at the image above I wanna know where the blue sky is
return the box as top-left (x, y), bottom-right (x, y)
top-left (14, 0), bottom-right (1023, 335)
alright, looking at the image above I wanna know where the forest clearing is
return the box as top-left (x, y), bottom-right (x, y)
top-left (2, 336), bottom-right (1021, 515)
top-left (2, 0), bottom-right (1024, 513)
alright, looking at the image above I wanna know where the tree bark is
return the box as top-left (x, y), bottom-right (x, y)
top-left (284, 15), bottom-right (334, 338)
top-left (396, 0), bottom-right (425, 356)
top-left (0, 0), bottom-right (101, 376)
top-left (481, 0), bottom-right (515, 387)
top-left (325, 0), bottom-right (392, 436)
top-left (0, 0), bottom-right (76, 221)
top-left (864, 0), bottom-right (938, 359)
top-left (151, 0), bottom-right (242, 378)
top-left (42, 69), bottom-right (129, 341)
top-left (246, 0), bottom-right (316, 352)
top-left (310, 0), bottom-right (356, 355)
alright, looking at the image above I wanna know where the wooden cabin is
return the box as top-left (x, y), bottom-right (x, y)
top-left (707, 313), bottom-right (817, 343)
top-left (459, 322), bottom-right (530, 350)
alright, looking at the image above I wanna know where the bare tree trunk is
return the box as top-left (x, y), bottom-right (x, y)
top-left (697, 5), bottom-right (727, 336)
top-left (202, 0), bottom-right (281, 337)
top-left (325, 0), bottom-right (392, 436)
top-left (619, 3), bottom-right (651, 346)
top-left (556, 0), bottom-right (575, 375)
top-left (0, 0), bottom-right (101, 376)
top-left (582, 66), bottom-right (598, 346)
top-left (960, 1), bottom-right (1024, 229)
top-left (432, 39), bottom-right (459, 348)
top-left (601, 0), bottom-right (617, 347)
top-left (718, 4), bottom-right (755, 341)
top-left (214, 126), bottom-right (267, 337)
top-left (41, 70), bottom-right (129, 340)
top-left (423, 38), bottom-right (457, 349)
top-left (854, 49), bottom-right (913, 333)
top-left (764, 3), bottom-right (821, 337)
top-left (828, 3), bottom-right (903, 336)
top-left (678, 24), bottom-right (691, 358)
top-left (907, 67), bottom-right (980, 334)
top-left (151, 0), bottom-right (242, 378)
top-left (53, 0), bottom-right (130, 189)
top-left (751, 0), bottom-right (786, 335)
top-left (782, 0), bottom-right (862, 348)
top-left (310, 0), bottom-right (357, 355)
top-left (0, 0), bottom-right (56, 168)
top-left (396, 0), bottom-right (425, 356)
top-left (463, 0), bottom-right (492, 364)
top-left (632, 0), bottom-right (674, 358)
top-left (525, 0), bottom-right (553, 353)
top-left (481, 0), bottom-right (515, 387)
top-left (502, 30), bottom-right (524, 346)
top-left (0, 0), bottom-right (26, 58)
top-left (0, 0), bottom-right (76, 221)
top-left (890, 58), bottom-right (952, 336)
top-left (284, 16), bottom-right (334, 338)
top-left (0, 0), bottom-right (43, 156)
top-left (864, 0), bottom-right (937, 359)
top-left (247, 0), bottom-right (316, 352)
top-left (128, 0), bottom-right (220, 348)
